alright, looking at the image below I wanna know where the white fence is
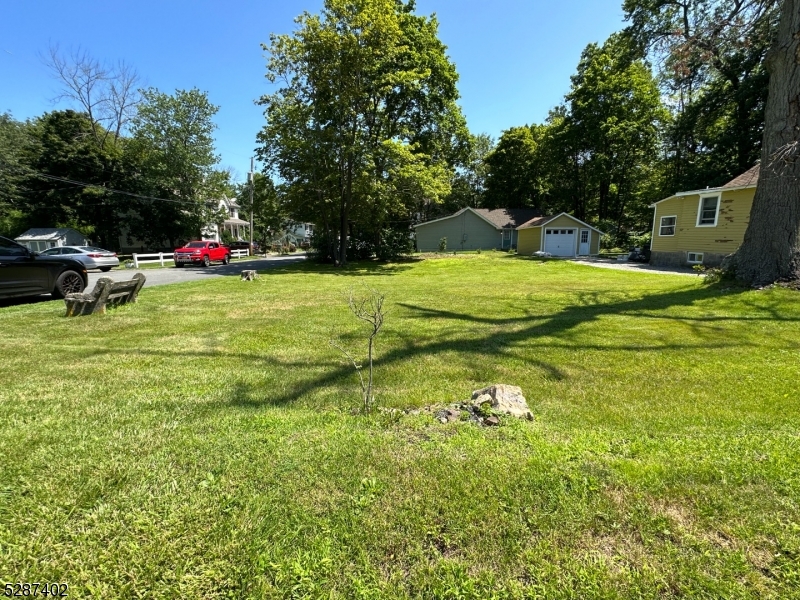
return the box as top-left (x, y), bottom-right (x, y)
top-left (130, 248), bottom-right (250, 268)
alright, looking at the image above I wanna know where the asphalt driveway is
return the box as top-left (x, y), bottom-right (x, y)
top-left (0, 255), bottom-right (307, 308)
top-left (571, 257), bottom-right (698, 276)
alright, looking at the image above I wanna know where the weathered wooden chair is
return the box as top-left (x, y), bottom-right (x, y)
top-left (64, 273), bottom-right (146, 316)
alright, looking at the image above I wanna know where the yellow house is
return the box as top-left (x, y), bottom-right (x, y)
top-left (650, 165), bottom-right (759, 267)
top-left (516, 213), bottom-right (602, 257)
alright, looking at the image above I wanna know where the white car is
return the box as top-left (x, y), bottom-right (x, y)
top-left (39, 246), bottom-right (120, 272)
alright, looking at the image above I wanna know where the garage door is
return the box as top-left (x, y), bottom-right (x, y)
top-left (544, 228), bottom-right (576, 256)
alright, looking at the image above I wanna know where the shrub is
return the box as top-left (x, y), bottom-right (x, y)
top-left (438, 237), bottom-right (447, 252)
top-left (377, 228), bottom-right (413, 261)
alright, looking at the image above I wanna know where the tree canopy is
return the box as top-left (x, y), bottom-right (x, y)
top-left (257, 0), bottom-right (467, 264)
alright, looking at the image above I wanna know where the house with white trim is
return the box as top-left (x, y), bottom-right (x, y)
top-left (413, 207), bottom-right (542, 251)
top-left (649, 164), bottom-right (758, 267)
top-left (516, 213), bottom-right (603, 257)
top-left (203, 197), bottom-right (250, 243)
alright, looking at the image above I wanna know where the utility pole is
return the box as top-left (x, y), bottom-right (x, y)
top-left (248, 157), bottom-right (255, 256)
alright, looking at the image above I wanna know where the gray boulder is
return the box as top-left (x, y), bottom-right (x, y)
top-left (471, 384), bottom-right (532, 420)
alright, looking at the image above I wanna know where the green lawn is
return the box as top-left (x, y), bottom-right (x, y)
top-left (1, 255), bottom-right (799, 598)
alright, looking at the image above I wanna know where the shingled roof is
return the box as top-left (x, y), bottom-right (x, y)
top-left (722, 164), bottom-right (760, 188)
top-left (516, 215), bottom-right (555, 229)
top-left (471, 208), bottom-right (542, 229)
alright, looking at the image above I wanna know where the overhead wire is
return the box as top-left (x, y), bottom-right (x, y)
top-left (0, 160), bottom-right (206, 206)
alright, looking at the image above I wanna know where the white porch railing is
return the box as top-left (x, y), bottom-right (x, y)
top-left (131, 248), bottom-right (251, 268)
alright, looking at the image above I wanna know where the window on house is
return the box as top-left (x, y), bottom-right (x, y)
top-left (659, 216), bottom-right (676, 236)
top-left (697, 196), bottom-right (719, 226)
top-left (580, 230), bottom-right (589, 243)
top-left (687, 252), bottom-right (704, 264)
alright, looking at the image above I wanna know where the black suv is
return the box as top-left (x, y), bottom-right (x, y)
top-left (0, 236), bottom-right (88, 300)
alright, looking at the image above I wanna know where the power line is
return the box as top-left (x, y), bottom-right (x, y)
top-left (0, 160), bottom-right (208, 206)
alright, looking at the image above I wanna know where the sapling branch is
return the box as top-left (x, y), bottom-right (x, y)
top-left (330, 286), bottom-right (386, 413)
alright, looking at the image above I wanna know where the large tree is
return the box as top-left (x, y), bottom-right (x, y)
top-left (565, 34), bottom-right (666, 229)
top-left (734, 0), bottom-right (800, 284)
top-left (257, 0), bottom-right (466, 264)
top-left (125, 88), bottom-right (223, 248)
top-left (483, 126), bottom-right (545, 210)
top-left (0, 113), bottom-right (37, 237)
top-left (18, 110), bottom-right (126, 249)
top-left (623, 0), bottom-right (800, 284)
top-left (485, 34), bottom-right (665, 232)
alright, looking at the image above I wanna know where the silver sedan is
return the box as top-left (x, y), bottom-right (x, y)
top-left (39, 246), bottom-right (120, 272)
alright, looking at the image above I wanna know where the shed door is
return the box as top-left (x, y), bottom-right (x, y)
top-left (545, 228), bottom-right (576, 256)
top-left (578, 229), bottom-right (590, 255)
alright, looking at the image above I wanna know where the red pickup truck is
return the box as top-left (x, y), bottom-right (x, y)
top-left (173, 241), bottom-right (230, 267)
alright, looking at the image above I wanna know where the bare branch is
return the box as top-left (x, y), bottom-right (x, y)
top-left (331, 286), bottom-right (387, 413)
top-left (42, 44), bottom-right (141, 147)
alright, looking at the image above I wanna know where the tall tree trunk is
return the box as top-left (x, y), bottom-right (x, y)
top-left (732, 0), bottom-right (800, 285)
top-left (338, 160), bottom-right (352, 266)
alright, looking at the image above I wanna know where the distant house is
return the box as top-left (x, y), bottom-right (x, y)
top-left (413, 207), bottom-right (542, 251)
top-left (15, 228), bottom-right (90, 252)
top-left (516, 213), bottom-right (603, 257)
top-left (203, 197), bottom-right (250, 242)
top-left (649, 164), bottom-right (759, 267)
top-left (286, 222), bottom-right (314, 245)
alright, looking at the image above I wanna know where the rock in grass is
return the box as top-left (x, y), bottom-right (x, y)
top-left (471, 384), bottom-right (532, 420)
top-left (484, 416), bottom-right (500, 426)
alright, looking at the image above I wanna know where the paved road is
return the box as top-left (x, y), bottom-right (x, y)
top-left (88, 255), bottom-right (307, 288)
top-left (0, 255), bottom-right (307, 308)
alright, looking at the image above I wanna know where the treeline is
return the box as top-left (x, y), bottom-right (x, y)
top-left (259, 0), bottom-right (775, 260)
top-left (439, 6), bottom-right (774, 247)
top-left (0, 49), bottom-right (231, 251)
top-left (2, 1), bottom-right (778, 260)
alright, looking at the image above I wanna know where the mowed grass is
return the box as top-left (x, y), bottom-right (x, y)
top-left (1, 255), bottom-right (799, 598)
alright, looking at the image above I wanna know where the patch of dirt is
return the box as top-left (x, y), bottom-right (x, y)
top-left (649, 498), bottom-right (742, 552)
top-left (746, 544), bottom-right (776, 576)
top-left (582, 532), bottom-right (649, 575)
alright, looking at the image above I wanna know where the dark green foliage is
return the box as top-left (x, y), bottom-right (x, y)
top-left (481, 34), bottom-right (664, 235)
top-left (0, 113), bottom-right (36, 237)
top-left (623, 0), bottom-right (778, 193)
top-left (18, 110), bottom-right (126, 249)
top-left (257, 0), bottom-right (467, 265)
top-left (376, 227), bottom-right (413, 261)
top-left (483, 125), bottom-right (544, 210)
top-left (236, 173), bottom-right (284, 248)
top-left (438, 133), bottom-right (494, 214)
top-left (124, 88), bottom-right (226, 249)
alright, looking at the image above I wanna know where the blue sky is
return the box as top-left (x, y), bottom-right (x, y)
top-left (1, 0), bottom-right (627, 182)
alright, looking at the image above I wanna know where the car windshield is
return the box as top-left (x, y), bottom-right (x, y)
top-left (79, 246), bottom-right (107, 252)
top-left (185, 242), bottom-right (206, 248)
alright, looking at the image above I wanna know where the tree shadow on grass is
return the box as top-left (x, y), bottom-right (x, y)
top-left (212, 283), bottom-right (789, 408)
top-left (67, 282), bottom-right (797, 412)
top-left (281, 259), bottom-right (417, 277)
